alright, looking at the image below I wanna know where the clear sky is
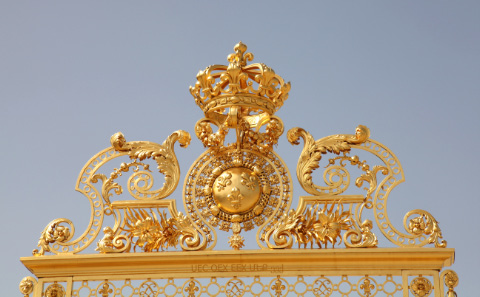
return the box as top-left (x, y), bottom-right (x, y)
top-left (1, 1), bottom-right (479, 295)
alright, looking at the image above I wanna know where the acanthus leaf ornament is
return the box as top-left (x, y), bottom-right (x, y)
top-left (287, 125), bottom-right (370, 196)
top-left (95, 226), bottom-right (130, 253)
top-left (107, 130), bottom-right (191, 201)
top-left (120, 207), bottom-right (205, 252)
top-left (33, 219), bottom-right (74, 256)
top-left (343, 219), bottom-right (378, 248)
top-left (266, 202), bottom-right (353, 249)
top-left (405, 210), bottom-right (447, 248)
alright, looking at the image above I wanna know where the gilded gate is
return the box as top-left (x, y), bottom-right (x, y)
top-left (20, 42), bottom-right (458, 297)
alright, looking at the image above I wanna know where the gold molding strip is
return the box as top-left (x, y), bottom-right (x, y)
top-left (21, 248), bottom-right (454, 279)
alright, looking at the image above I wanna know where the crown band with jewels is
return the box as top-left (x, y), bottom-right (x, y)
top-left (190, 42), bottom-right (291, 117)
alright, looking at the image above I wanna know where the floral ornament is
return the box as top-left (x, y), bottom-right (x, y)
top-left (406, 211), bottom-right (447, 248)
top-left (271, 278), bottom-right (286, 297)
top-left (216, 172), bottom-right (232, 191)
top-left (228, 234), bottom-right (245, 250)
top-left (184, 280), bottom-right (199, 297)
top-left (410, 276), bottom-right (432, 297)
top-left (122, 209), bottom-right (179, 252)
top-left (98, 283), bottom-right (113, 297)
top-left (33, 219), bottom-right (74, 256)
top-left (266, 203), bottom-right (352, 249)
top-left (409, 215), bottom-right (427, 235)
top-left (122, 208), bottom-right (206, 252)
top-left (312, 206), bottom-right (351, 246)
top-left (359, 277), bottom-right (375, 297)
top-left (240, 172), bottom-right (257, 191)
top-left (227, 187), bottom-right (244, 210)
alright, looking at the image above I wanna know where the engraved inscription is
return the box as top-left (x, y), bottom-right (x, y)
top-left (191, 263), bottom-right (283, 274)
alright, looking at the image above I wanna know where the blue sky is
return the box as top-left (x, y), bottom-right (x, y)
top-left (1, 1), bottom-right (479, 295)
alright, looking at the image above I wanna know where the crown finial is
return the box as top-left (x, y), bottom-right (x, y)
top-left (190, 42), bottom-right (290, 151)
top-left (227, 41), bottom-right (253, 67)
top-left (190, 42), bottom-right (290, 115)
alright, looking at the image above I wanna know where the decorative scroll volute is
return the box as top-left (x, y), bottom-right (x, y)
top-left (287, 125), bottom-right (370, 196)
top-left (352, 139), bottom-right (447, 248)
top-left (285, 124), bottom-right (446, 249)
top-left (33, 131), bottom-right (191, 256)
top-left (95, 226), bottom-right (130, 253)
top-left (106, 130), bottom-right (191, 201)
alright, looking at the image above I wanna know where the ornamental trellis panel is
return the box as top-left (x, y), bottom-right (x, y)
top-left (19, 43), bottom-right (458, 297)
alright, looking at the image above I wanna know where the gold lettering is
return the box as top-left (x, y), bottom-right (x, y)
top-left (191, 263), bottom-right (282, 273)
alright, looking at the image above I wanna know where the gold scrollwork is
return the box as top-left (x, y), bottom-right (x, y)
top-left (343, 219), bottom-right (378, 248)
top-left (404, 210), bottom-right (447, 248)
top-left (28, 41), bottom-right (452, 266)
top-left (287, 125), bottom-right (370, 196)
top-left (288, 124), bottom-right (446, 248)
top-left (327, 155), bottom-right (388, 202)
top-left (95, 226), bottom-right (131, 253)
top-left (33, 131), bottom-right (189, 256)
top-left (357, 139), bottom-right (447, 248)
top-left (107, 130), bottom-right (191, 200)
top-left (33, 218), bottom-right (74, 256)
top-left (91, 161), bottom-right (150, 207)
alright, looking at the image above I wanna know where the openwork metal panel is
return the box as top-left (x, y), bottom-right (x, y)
top-left (19, 42), bottom-right (458, 297)
top-left (21, 272), bottom-right (459, 297)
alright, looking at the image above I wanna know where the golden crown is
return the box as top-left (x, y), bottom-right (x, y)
top-left (190, 42), bottom-right (291, 117)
